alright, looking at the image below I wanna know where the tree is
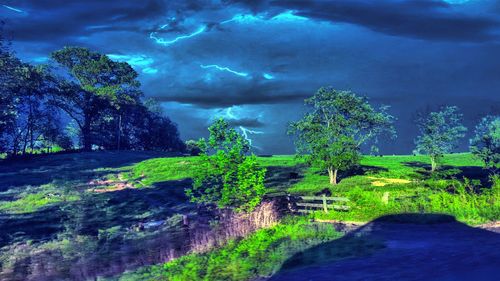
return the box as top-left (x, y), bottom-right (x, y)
top-left (136, 101), bottom-right (184, 151)
top-left (0, 24), bottom-right (20, 152)
top-left (185, 140), bottom-right (202, 155)
top-left (415, 106), bottom-right (467, 172)
top-left (186, 119), bottom-right (266, 212)
top-left (288, 87), bottom-right (395, 185)
top-left (50, 47), bottom-right (141, 151)
top-left (470, 115), bottom-right (500, 172)
top-left (0, 35), bottom-right (68, 155)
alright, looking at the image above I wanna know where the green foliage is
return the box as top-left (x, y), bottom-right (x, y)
top-left (470, 115), bottom-right (500, 171)
top-left (313, 174), bottom-right (500, 225)
top-left (47, 47), bottom-right (184, 152)
top-left (186, 119), bottom-right (266, 212)
top-left (415, 106), bottom-right (467, 172)
top-left (185, 139), bottom-right (202, 156)
top-left (51, 47), bottom-right (142, 151)
top-left (288, 87), bottom-right (395, 184)
top-left (118, 218), bottom-right (343, 281)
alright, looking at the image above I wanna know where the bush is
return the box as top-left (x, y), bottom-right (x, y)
top-left (186, 119), bottom-right (266, 212)
top-left (185, 140), bottom-right (202, 156)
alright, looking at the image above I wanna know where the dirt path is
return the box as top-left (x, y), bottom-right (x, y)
top-left (269, 220), bottom-right (500, 281)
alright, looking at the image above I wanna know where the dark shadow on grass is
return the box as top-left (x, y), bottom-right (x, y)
top-left (0, 179), bottom-right (195, 247)
top-left (315, 165), bottom-right (388, 181)
top-left (0, 151), bottom-right (176, 192)
top-left (265, 164), bottom-right (308, 193)
top-left (270, 213), bottom-right (500, 281)
top-left (403, 161), bottom-right (492, 187)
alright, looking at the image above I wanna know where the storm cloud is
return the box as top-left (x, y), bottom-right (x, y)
top-left (2, 0), bottom-right (500, 154)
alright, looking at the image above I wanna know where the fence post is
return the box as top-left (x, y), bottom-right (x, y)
top-left (322, 194), bottom-right (329, 213)
top-left (382, 192), bottom-right (389, 205)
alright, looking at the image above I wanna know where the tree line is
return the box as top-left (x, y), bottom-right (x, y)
top-left (189, 88), bottom-right (499, 213)
top-left (289, 88), bottom-right (498, 184)
top-left (0, 32), bottom-right (183, 156)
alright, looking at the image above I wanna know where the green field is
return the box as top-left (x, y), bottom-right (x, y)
top-left (0, 152), bottom-right (498, 280)
top-left (123, 153), bottom-right (497, 224)
top-left (109, 153), bottom-right (499, 281)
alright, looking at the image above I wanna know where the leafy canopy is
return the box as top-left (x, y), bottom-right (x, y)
top-left (186, 119), bottom-right (266, 212)
top-left (415, 106), bottom-right (467, 170)
top-left (470, 115), bottom-right (500, 171)
top-left (288, 87), bottom-right (395, 184)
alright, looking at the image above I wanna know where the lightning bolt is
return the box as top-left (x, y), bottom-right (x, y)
top-left (225, 108), bottom-right (264, 150)
top-left (2, 4), bottom-right (24, 13)
top-left (150, 25), bottom-right (206, 46)
top-left (239, 126), bottom-right (264, 149)
top-left (200, 64), bottom-right (249, 78)
top-left (263, 73), bottom-right (275, 80)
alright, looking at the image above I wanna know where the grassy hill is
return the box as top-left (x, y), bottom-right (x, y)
top-left (0, 152), bottom-right (498, 280)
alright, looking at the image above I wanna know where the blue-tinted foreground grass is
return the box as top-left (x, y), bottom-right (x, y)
top-left (1, 152), bottom-right (497, 281)
top-left (108, 152), bottom-right (498, 281)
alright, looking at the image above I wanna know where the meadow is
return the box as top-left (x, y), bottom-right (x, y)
top-left (0, 152), bottom-right (498, 280)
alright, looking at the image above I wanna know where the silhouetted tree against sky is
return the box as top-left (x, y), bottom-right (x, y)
top-left (1, 28), bottom-right (66, 154)
top-left (0, 28), bottom-right (18, 152)
top-left (289, 87), bottom-right (396, 185)
top-left (51, 47), bottom-right (142, 151)
top-left (415, 106), bottom-right (467, 172)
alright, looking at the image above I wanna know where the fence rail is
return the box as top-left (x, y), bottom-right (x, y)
top-left (294, 194), bottom-right (350, 213)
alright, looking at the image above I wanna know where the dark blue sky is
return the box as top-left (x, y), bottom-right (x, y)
top-left (2, 0), bottom-right (499, 154)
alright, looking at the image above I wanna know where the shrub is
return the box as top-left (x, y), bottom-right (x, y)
top-left (186, 119), bottom-right (266, 212)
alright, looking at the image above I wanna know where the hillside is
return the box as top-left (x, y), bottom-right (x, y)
top-left (0, 152), bottom-right (498, 280)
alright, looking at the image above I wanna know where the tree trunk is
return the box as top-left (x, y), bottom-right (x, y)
top-left (327, 167), bottom-right (338, 185)
top-left (117, 114), bottom-right (122, 151)
top-left (22, 128), bottom-right (29, 155)
top-left (82, 114), bottom-right (92, 152)
top-left (430, 155), bottom-right (437, 172)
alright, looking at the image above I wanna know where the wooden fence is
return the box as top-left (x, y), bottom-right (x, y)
top-left (294, 195), bottom-right (350, 214)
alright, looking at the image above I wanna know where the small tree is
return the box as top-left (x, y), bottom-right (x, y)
top-left (186, 118), bottom-right (266, 212)
top-left (288, 87), bottom-right (395, 185)
top-left (415, 106), bottom-right (467, 172)
top-left (185, 139), bottom-right (202, 156)
top-left (470, 115), bottom-right (500, 172)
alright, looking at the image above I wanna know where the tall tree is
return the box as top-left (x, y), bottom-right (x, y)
top-left (0, 23), bottom-right (19, 152)
top-left (288, 87), bottom-right (395, 185)
top-left (0, 31), bottom-right (66, 155)
top-left (470, 115), bottom-right (500, 172)
top-left (414, 106), bottom-right (467, 172)
top-left (50, 47), bottom-right (141, 151)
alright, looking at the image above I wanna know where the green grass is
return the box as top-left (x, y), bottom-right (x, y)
top-left (109, 152), bottom-right (499, 281)
top-left (112, 217), bottom-right (382, 281)
top-left (1, 151), bottom-right (496, 281)
top-left (123, 153), bottom-right (496, 225)
top-left (0, 183), bottom-right (80, 213)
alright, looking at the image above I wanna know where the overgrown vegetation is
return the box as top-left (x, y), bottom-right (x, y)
top-left (113, 217), bottom-right (383, 281)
